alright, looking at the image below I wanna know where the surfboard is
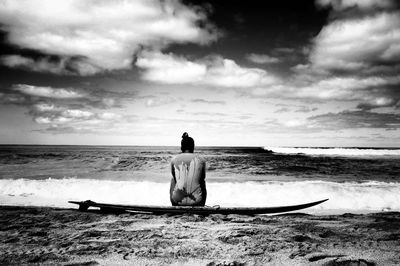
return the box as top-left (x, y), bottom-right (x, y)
top-left (68, 199), bottom-right (328, 215)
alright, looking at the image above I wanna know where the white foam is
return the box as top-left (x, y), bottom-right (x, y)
top-left (1, 178), bottom-right (400, 214)
top-left (265, 147), bottom-right (400, 157)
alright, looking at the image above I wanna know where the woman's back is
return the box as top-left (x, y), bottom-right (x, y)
top-left (169, 133), bottom-right (207, 206)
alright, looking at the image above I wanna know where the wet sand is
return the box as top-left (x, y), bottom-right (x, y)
top-left (1, 206), bottom-right (399, 265)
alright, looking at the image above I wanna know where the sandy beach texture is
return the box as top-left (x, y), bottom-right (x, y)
top-left (1, 206), bottom-right (399, 266)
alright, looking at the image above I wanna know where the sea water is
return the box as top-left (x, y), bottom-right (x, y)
top-left (0, 145), bottom-right (399, 214)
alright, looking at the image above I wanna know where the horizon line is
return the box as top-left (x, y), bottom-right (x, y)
top-left (0, 144), bottom-right (399, 149)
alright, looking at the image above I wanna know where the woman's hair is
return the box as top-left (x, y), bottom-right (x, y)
top-left (181, 132), bottom-right (194, 152)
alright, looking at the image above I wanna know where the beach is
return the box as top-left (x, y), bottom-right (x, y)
top-left (1, 206), bottom-right (399, 266)
top-left (1, 146), bottom-right (399, 265)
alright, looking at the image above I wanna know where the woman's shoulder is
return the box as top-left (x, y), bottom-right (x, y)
top-left (172, 153), bottom-right (205, 163)
top-left (195, 154), bottom-right (206, 162)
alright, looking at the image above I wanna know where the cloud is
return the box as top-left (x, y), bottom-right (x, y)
top-left (177, 110), bottom-right (227, 116)
top-left (1, 83), bottom-right (135, 110)
top-left (270, 104), bottom-right (318, 113)
top-left (285, 1), bottom-right (400, 111)
top-left (26, 101), bottom-right (135, 134)
top-left (203, 57), bottom-right (278, 87)
top-left (12, 84), bottom-right (85, 99)
top-left (308, 110), bottom-right (400, 129)
top-left (272, 103), bottom-right (318, 113)
top-left (144, 96), bottom-right (176, 107)
top-left (136, 51), bottom-right (207, 84)
top-left (274, 107), bottom-right (289, 113)
top-left (265, 109), bottom-right (400, 132)
top-left (273, 47), bottom-right (295, 54)
top-left (191, 99), bottom-right (226, 104)
top-left (238, 115), bottom-right (252, 120)
top-left (0, 83), bottom-right (133, 118)
top-left (1, 84), bottom-right (85, 107)
top-left (282, 1), bottom-right (400, 110)
top-left (295, 106), bottom-right (318, 113)
top-left (250, 75), bottom-right (400, 105)
top-left (136, 51), bottom-right (279, 87)
top-left (0, 55), bottom-right (102, 75)
top-left (282, 119), bottom-right (307, 128)
top-left (246, 53), bottom-right (280, 64)
top-left (81, 88), bottom-right (135, 109)
top-left (316, 0), bottom-right (396, 11)
top-left (356, 97), bottom-right (397, 110)
top-left (310, 11), bottom-right (400, 72)
top-left (0, 0), bottom-right (218, 75)
top-left (294, 76), bottom-right (400, 100)
top-left (30, 102), bottom-right (120, 125)
top-left (0, 91), bottom-right (26, 105)
top-left (0, 83), bottom-right (137, 133)
top-left (227, 5), bottom-right (399, 110)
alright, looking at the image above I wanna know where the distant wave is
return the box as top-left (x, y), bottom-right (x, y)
top-left (265, 147), bottom-right (400, 157)
top-left (1, 178), bottom-right (400, 214)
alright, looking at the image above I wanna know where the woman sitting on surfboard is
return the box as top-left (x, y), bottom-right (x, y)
top-left (170, 132), bottom-right (207, 206)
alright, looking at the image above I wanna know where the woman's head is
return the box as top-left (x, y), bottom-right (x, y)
top-left (181, 132), bottom-right (194, 153)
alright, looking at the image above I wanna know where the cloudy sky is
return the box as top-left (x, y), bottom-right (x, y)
top-left (0, 0), bottom-right (399, 147)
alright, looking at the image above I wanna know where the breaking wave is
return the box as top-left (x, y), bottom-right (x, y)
top-left (265, 147), bottom-right (400, 157)
top-left (1, 178), bottom-right (400, 214)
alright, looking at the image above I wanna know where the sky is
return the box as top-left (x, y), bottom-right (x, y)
top-left (0, 0), bottom-right (399, 147)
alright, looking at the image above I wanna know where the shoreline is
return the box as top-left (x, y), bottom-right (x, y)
top-left (1, 206), bottom-right (399, 265)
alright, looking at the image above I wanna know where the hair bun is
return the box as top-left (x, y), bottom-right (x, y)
top-left (182, 132), bottom-right (189, 139)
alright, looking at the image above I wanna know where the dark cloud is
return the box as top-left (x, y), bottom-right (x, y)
top-left (295, 106), bottom-right (318, 113)
top-left (191, 98), bottom-right (226, 104)
top-left (316, 0), bottom-right (397, 13)
top-left (33, 112), bottom-right (139, 134)
top-left (274, 103), bottom-right (289, 107)
top-left (176, 110), bottom-right (227, 116)
top-left (190, 111), bottom-right (227, 116)
top-left (0, 54), bottom-right (101, 76)
top-left (308, 110), bottom-right (400, 129)
top-left (35, 126), bottom-right (80, 134)
top-left (85, 88), bottom-right (136, 109)
top-left (274, 107), bottom-right (289, 113)
top-left (0, 84), bottom-right (134, 110)
top-left (271, 105), bottom-right (317, 113)
top-left (273, 47), bottom-right (295, 54)
top-left (238, 115), bottom-right (252, 120)
top-left (246, 53), bottom-right (280, 64)
top-left (141, 116), bottom-right (248, 131)
top-left (356, 101), bottom-right (397, 111)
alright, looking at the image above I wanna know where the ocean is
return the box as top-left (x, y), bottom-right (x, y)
top-left (1, 145), bottom-right (399, 214)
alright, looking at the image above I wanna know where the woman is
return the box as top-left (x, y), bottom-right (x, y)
top-left (170, 132), bottom-right (207, 206)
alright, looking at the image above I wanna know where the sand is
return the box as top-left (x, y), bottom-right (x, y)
top-left (1, 206), bottom-right (399, 266)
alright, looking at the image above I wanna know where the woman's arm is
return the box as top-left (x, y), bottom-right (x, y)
top-left (170, 160), bottom-right (177, 205)
top-left (171, 161), bottom-right (176, 180)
